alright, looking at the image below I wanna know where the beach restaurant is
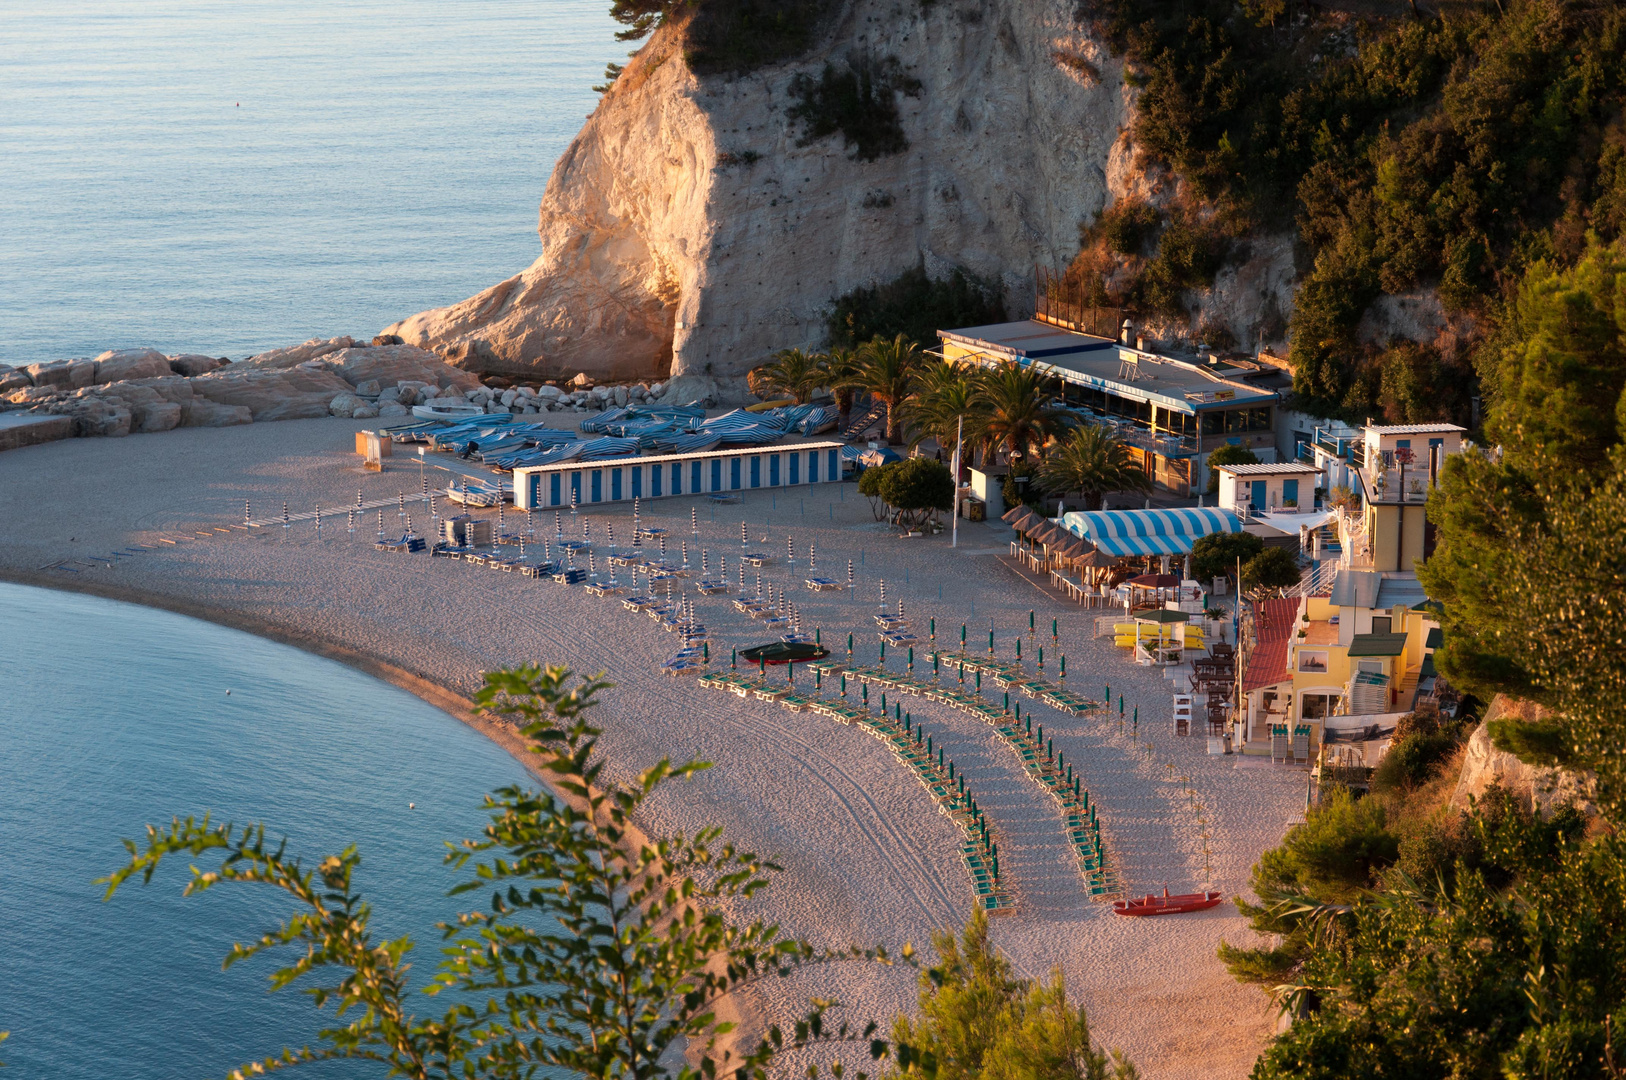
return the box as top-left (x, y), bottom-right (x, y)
top-left (1057, 507), bottom-right (1242, 557)
top-left (513, 440), bottom-right (844, 510)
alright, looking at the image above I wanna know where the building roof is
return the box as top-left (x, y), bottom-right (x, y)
top-left (939, 320), bottom-right (1277, 415)
top-left (513, 440), bottom-right (843, 475)
top-left (1348, 632), bottom-right (1411, 656)
top-left (1329, 570), bottom-right (1382, 609)
top-left (1255, 597), bottom-right (1302, 643)
top-left (1242, 636), bottom-right (1292, 693)
top-left (1217, 462), bottom-right (1323, 477)
top-left (1426, 627), bottom-right (1443, 650)
top-left (1059, 507), bottom-right (1240, 557)
top-left (1375, 575), bottom-right (1430, 611)
top-left (1365, 423), bottom-right (1467, 435)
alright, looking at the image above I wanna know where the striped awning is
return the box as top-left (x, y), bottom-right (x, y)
top-left (1057, 507), bottom-right (1241, 557)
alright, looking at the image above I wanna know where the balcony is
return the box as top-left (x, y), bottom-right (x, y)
top-left (1360, 455), bottom-right (1435, 505)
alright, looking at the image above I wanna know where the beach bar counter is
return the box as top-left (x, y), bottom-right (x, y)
top-left (513, 440), bottom-right (845, 510)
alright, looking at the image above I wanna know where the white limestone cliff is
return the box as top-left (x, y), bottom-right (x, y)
top-left (385, 0), bottom-right (1135, 381)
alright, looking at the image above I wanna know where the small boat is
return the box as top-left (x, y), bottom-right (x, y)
top-left (1111, 888), bottom-right (1223, 917)
top-left (738, 641), bottom-right (830, 666)
top-left (413, 402), bottom-right (484, 420)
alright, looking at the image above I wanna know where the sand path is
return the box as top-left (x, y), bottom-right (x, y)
top-left (0, 417), bottom-right (1302, 1077)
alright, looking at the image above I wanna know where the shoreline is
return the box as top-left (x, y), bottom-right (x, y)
top-left (0, 418), bottom-right (1302, 1077)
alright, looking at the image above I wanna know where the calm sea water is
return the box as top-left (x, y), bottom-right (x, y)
top-left (0, 0), bottom-right (620, 364)
top-left (0, 583), bottom-right (538, 1076)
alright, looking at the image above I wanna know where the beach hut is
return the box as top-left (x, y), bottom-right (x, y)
top-left (513, 440), bottom-right (844, 510)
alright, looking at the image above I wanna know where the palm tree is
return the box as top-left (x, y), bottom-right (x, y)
top-left (1038, 423), bottom-right (1153, 510)
top-left (820, 347), bottom-right (861, 431)
top-left (904, 362), bottom-right (989, 462)
top-left (746, 348), bottom-right (826, 404)
top-left (850, 334), bottom-right (928, 444)
top-left (975, 361), bottom-right (1070, 467)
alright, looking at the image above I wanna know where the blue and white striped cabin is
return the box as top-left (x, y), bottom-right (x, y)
top-left (512, 440), bottom-right (845, 510)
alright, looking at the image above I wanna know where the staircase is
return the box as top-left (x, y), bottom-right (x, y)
top-left (1398, 663), bottom-right (1423, 709)
top-left (843, 399), bottom-right (887, 440)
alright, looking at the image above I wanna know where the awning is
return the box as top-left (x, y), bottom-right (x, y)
top-left (1127, 573), bottom-right (1179, 589)
top-left (1134, 609), bottom-right (1190, 624)
top-left (1348, 632), bottom-right (1410, 656)
top-left (1058, 507), bottom-right (1241, 557)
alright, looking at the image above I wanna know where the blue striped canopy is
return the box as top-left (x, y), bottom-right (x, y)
top-left (1058, 507), bottom-right (1241, 557)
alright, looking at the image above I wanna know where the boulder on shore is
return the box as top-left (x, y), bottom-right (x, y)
top-left (168, 354), bottom-right (228, 377)
top-left (24, 359), bottom-right (94, 390)
top-left (0, 365), bottom-right (31, 392)
top-left (93, 348), bottom-right (171, 384)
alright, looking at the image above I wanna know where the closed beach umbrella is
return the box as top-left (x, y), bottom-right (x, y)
top-left (691, 507), bottom-right (698, 536)
top-left (315, 505), bottom-right (321, 538)
top-left (848, 559), bottom-right (854, 592)
top-left (244, 500), bottom-right (251, 526)
top-left (741, 522), bottom-right (747, 548)
top-left (809, 542), bottom-right (816, 571)
top-left (282, 500), bottom-right (289, 532)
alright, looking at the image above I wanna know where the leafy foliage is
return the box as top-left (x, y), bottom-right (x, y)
top-left (1096, 199), bottom-right (1162, 257)
top-left (847, 334), bottom-right (931, 444)
top-left (748, 348), bottom-right (828, 403)
top-left (886, 910), bottom-right (1140, 1080)
top-left (1241, 546), bottom-right (1301, 594)
top-left (1243, 791), bottom-right (1613, 1080)
top-left (1038, 424), bottom-right (1152, 511)
top-left (1204, 442), bottom-right (1258, 493)
top-left (609, 0), bottom-right (833, 75)
top-left (828, 267), bottom-right (1007, 352)
top-left (1190, 530), bottom-right (1263, 584)
top-left (788, 53), bottom-right (921, 162)
top-left (904, 363), bottom-right (990, 459)
top-left (974, 362), bottom-right (1072, 467)
top-left (100, 666), bottom-right (905, 1080)
top-left (1089, 0), bottom-right (1626, 419)
top-left (873, 457), bottom-right (954, 531)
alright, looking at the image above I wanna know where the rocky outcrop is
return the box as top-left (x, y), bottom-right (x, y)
top-left (1449, 697), bottom-right (1597, 818)
top-left (1, 340), bottom-right (484, 441)
top-left (384, 0), bottom-right (1131, 381)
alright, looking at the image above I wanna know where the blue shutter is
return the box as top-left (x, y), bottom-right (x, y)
top-left (652, 462), bottom-right (663, 497)
top-left (611, 468), bottom-right (623, 501)
top-left (750, 456), bottom-right (760, 488)
top-left (789, 452), bottom-right (800, 485)
top-left (827, 449), bottom-right (838, 479)
top-left (631, 466), bottom-right (642, 499)
top-left (570, 471), bottom-right (581, 506)
top-left (692, 460), bottom-right (702, 492)
top-left (550, 472), bottom-right (561, 507)
top-left (730, 457), bottom-right (741, 490)
top-left (1282, 478), bottom-right (1298, 505)
top-left (769, 454), bottom-right (780, 486)
top-left (808, 451), bottom-right (818, 483)
top-left (591, 470), bottom-right (603, 503)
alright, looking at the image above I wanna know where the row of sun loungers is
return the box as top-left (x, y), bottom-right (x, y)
top-left (696, 669), bottom-right (1013, 911)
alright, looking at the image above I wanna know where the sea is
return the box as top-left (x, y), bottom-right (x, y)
top-left (0, 0), bottom-right (620, 365)
top-left (0, 4), bottom-right (617, 1072)
top-left (0, 583), bottom-right (540, 1076)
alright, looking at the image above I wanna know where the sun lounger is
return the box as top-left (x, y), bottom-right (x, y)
top-left (804, 577), bottom-right (845, 591)
top-left (741, 552), bottom-right (772, 567)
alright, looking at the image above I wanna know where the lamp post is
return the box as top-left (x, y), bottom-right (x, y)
top-left (951, 413), bottom-right (963, 549)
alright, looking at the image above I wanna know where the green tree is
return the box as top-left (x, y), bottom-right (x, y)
top-left (828, 266), bottom-right (1006, 352)
top-left (1421, 241), bottom-right (1626, 706)
top-left (748, 348), bottom-right (827, 404)
top-left (1241, 546), bottom-right (1301, 594)
top-left (1203, 443), bottom-right (1258, 494)
top-left (851, 334), bottom-right (929, 444)
top-left (904, 363), bottom-right (989, 459)
top-left (1037, 425), bottom-right (1152, 511)
top-left (822, 347), bottom-right (862, 431)
top-left (877, 457), bottom-right (954, 531)
top-left (1189, 530), bottom-right (1263, 585)
top-left (888, 910), bottom-right (1138, 1080)
top-left (100, 666), bottom-right (901, 1080)
top-left (858, 460), bottom-right (893, 521)
top-left (975, 362), bottom-right (1070, 468)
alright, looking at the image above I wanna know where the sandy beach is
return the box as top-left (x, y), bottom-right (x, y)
top-left (0, 417), bottom-right (1302, 1078)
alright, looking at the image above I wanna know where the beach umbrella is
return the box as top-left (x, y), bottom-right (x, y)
top-left (1037, 646), bottom-right (1044, 672)
top-left (282, 500), bottom-right (289, 532)
top-left (760, 656), bottom-right (767, 678)
top-left (377, 509), bottom-right (384, 541)
top-left (755, 572), bottom-right (762, 598)
top-left (848, 559), bottom-right (854, 592)
top-left (847, 632), bottom-right (853, 659)
top-left (957, 662), bottom-right (964, 686)
top-left (880, 692), bottom-right (887, 714)
top-left (907, 646), bottom-right (914, 674)
top-left (701, 548), bottom-right (708, 575)
top-left (988, 629), bottom-right (995, 655)
top-left (582, 516), bottom-right (589, 544)
top-left (314, 504), bottom-right (321, 538)
top-left (1016, 639), bottom-right (1022, 661)
top-left (841, 673), bottom-right (847, 697)
top-left (879, 579), bottom-right (886, 607)
top-left (347, 508), bottom-right (355, 534)
top-left (555, 511), bottom-right (563, 541)
top-left (422, 468), bottom-right (429, 501)
top-left (933, 654), bottom-right (939, 678)
top-left (740, 522), bottom-right (747, 549)
top-left (738, 561), bottom-right (745, 590)
top-left (405, 513), bottom-right (413, 536)
top-left (356, 489), bottom-right (363, 512)
top-left (681, 540), bottom-right (689, 570)
top-left (862, 683), bottom-right (869, 708)
top-left (499, 499), bottom-right (506, 535)
top-left (244, 500), bottom-right (251, 526)
top-left (809, 542), bottom-right (816, 571)
top-left (898, 599), bottom-right (904, 618)
top-left (461, 478), bottom-right (468, 507)
top-left (960, 624), bottom-right (967, 651)
top-left (1060, 655), bottom-right (1067, 681)
top-left (519, 535), bottom-right (526, 559)
top-left (570, 484), bottom-right (578, 516)
top-left (1029, 610), bottom-right (1035, 637)
top-left (589, 552), bottom-right (597, 581)
top-left (731, 647), bottom-right (737, 670)
top-left (399, 491), bottom-right (406, 522)
top-left (1003, 691), bottom-right (1009, 713)
top-left (703, 642), bottom-right (710, 664)
top-left (527, 508), bottom-right (535, 537)
top-left (661, 535), bottom-right (668, 560)
top-left (815, 627), bottom-right (821, 644)
top-left (878, 640), bottom-right (886, 663)
top-left (975, 670), bottom-right (981, 693)
top-left (1015, 702), bottom-right (1021, 724)
top-left (1052, 617), bottom-right (1059, 649)
top-left (1048, 738), bottom-right (1054, 760)
top-left (691, 507), bottom-right (698, 537)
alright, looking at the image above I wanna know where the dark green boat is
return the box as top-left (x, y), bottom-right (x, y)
top-left (738, 642), bottom-right (829, 665)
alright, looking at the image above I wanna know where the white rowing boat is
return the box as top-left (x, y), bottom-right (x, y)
top-left (412, 402), bottom-right (485, 420)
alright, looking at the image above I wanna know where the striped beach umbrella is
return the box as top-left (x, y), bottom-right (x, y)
top-left (787, 536), bottom-right (794, 566)
top-left (499, 499), bottom-right (505, 534)
top-left (701, 549), bottom-right (708, 574)
top-left (738, 560), bottom-right (745, 590)
top-left (376, 509), bottom-right (384, 540)
top-left (660, 535), bottom-right (668, 560)
top-left (555, 511), bottom-right (563, 541)
top-left (681, 540), bottom-right (689, 570)
top-left (356, 489), bottom-right (363, 512)
top-left (691, 507), bottom-right (698, 537)
top-left (244, 500), bottom-right (251, 526)
top-left (570, 483), bottom-right (578, 516)
top-left (588, 552), bottom-right (597, 581)
top-left (282, 501), bottom-right (289, 532)
top-left (809, 542), bottom-right (816, 571)
top-left (347, 508), bottom-right (355, 534)
top-left (315, 505), bottom-right (321, 538)
top-left (607, 522), bottom-right (616, 552)
top-left (399, 491), bottom-right (406, 522)
top-left (740, 521), bottom-right (747, 549)
top-left (879, 579), bottom-right (885, 606)
top-left (848, 559), bottom-right (854, 592)
top-left (583, 517), bottom-right (590, 545)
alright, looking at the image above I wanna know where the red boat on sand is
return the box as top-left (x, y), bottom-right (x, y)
top-left (1111, 888), bottom-right (1224, 916)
